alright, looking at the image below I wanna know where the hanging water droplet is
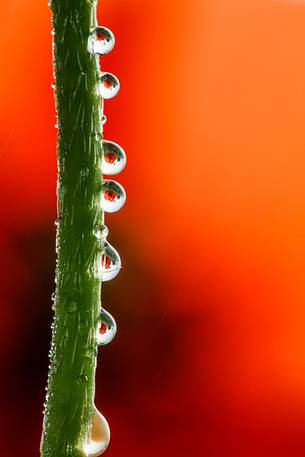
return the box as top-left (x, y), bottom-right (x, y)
top-left (101, 180), bottom-right (126, 213)
top-left (97, 308), bottom-right (117, 345)
top-left (89, 26), bottom-right (115, 55)
top-left (84, 406), bottom-right (110, 457)
top-left (97, 241), bottom-right (121, 281)
top-left (102, 115), bottom-right (107, 125)
top-left (102, 140), bottom-right (126, 176)
top-left (98, 73), bottom-right (120, 99)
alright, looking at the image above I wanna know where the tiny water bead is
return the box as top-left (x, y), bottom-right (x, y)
top-left (94, 224), bottom-right (109, 241)
top-left (97, 308), bottom-right (117, 345)
top-left (84, 407), bottom-right (110, 457)
top-left (102, 140), bottom-right (126, 175)
top-left (98, 241), bottom-right (121, 281)
top-left (101, 114), bottom-right (107, 125)
top-left (101, 180), bottom-right (126, 213)
top-left (98, 73), bottom-right (120, 99)
top-left (89, 26), bottom-right (115, 55)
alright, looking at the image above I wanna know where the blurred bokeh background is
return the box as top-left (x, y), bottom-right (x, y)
top-left (2, 0), bottom-right (305, 455)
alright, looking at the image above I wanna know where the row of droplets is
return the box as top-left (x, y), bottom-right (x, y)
top-left (94, 25), bottom-right (123, 339)
top-left (85, 25), bottom-right (123, 457)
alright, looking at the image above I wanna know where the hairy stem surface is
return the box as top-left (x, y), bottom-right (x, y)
top-left (41, 1), bottom-right (104, 456)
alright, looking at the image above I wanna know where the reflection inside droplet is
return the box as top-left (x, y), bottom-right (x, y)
top-left (102, 140), bottom-right (126, 176)
top-left (84, 407), bottom-right (110, 457)
top-left (98, 73), bottom-right (120, 99)
top-left (97, 308), bottom-right (117, 345)
top-left (97, 241), bottom-right (121, 281)
top-left (89, 26), bottom-right (115, 55)
top-left (101, 180), bottom-right (126, 213)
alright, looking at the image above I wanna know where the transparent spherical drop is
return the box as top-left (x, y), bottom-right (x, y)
top-left (98, 241), bottom-right (121, 281)
top-left (89, 26), bottom-right (115, 55)
top-left (84, 407), bottom-right (110, 457)
top-left (97, 308), bottom-right (117, 345)
top-left (94, 224), bottom-right (108, 241)
top-left (98, 73), bottom-right (120, 99)
top-left (102, 140), bottom-right (126, 175)
top-left (101, 114), bottom-right (107, 125)
top-left (101, 180), bottom-right (126, 213)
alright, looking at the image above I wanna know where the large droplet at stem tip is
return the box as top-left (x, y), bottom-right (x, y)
top-left (101, 180), bottom-right (126, 213)
top-left (97, 241), bottom-right (121, 282)
top-left (97, 308), bottom-right (117, 345)
top-left (84, 407), bottom-right (110, 457)
top-left (102, 140), bottom-right (127, 176)
top-left (98, 73), bottom-right (120, 99)
top-left (89, 26), bottom-right (115, 55)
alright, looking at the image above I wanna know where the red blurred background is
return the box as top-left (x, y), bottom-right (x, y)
top-left (2, 0), bottom-right (305, 455)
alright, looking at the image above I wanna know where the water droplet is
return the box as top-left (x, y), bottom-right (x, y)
top-left (84, 406), bottom-right (110, 456)
top-left (97, 308), bottom-right (117, 345)
top-left (102, 140), bottom-right (126, 175)
top-left (97, 241), bottom-right (121, 281)
top-left (101, 180), bottom-right (126, 213)
top-left (89, 26), bottom-right (115, 55)
top-left (102, 115), bottom-right (107, 125)
top-left (94, 224), bottom-right (109, 240)
top-left (98, 73), bottom-right (120, 99)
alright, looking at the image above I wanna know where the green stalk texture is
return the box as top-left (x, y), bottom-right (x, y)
top-left (41, 1), bottom-right (104, 456)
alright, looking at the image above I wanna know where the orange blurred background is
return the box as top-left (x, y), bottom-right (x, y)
top-left (1, 0), bottom-right (305, 455)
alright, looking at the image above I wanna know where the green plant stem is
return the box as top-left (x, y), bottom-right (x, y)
top-left (41, 1), bottom-right (104, 456)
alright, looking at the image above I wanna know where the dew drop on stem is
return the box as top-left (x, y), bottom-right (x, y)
top-left (97, 241), bottom-right (121, 282)
top-left (97, 308), bottom-right (117, 345)
top-left (98, 73), bottom-right (120, 99)
top-left (102, 140), bottom-right (126, 175)
top-left (94, 224), bottom-right (109, 241)
top-left (84, 407), bottom-right (110, 456)
top-left (89, 26), bottom-right (115, 55)
top-left (101, 180), bottom-right (126, 213)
